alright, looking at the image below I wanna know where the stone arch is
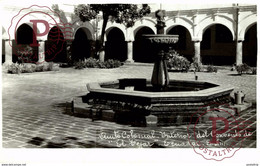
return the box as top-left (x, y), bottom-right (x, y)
top-left (197, 16), bottom-right (235, 41)
top-left (133, 26), bottom-right (155, 63)
top-left (15, 23), bottom-right (38, 43)
top-left (105, 27), bottom-right (127, 61)
top-left (72, 27), bottom-right (93, 61)
top-left (14, 13), bottom-right (58, 41)
top-left (72, 19), bottom-right (95, 40)
top-left (8, 15), bottom-right (37, 40)
top-left (133, 18), bottom-right (157, 36)
top-left (165, 17), bottom-right (193, 38)
top-left (105, 22), bottom-right (126, 41)
top-left (73, 25), bottom-right (94, 40)
top-left (239, 14), bottom-right (257, 40)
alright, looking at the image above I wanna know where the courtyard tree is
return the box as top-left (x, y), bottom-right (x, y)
top-left (74, 4), bottom-right (151, 61)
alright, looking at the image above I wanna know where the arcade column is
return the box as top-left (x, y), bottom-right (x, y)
top-left (38, 40), bottom-right (45, 63)
top-left (126, 41), bottom-right (134, 63)
top-left (4, 40), bottom-right (13, 65)
top-left (194, 40), bottom-right (201, 63)
top-left (236, 40), bottom-right (243, 65)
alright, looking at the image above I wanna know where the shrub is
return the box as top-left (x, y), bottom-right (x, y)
top-left (7, 62), bottom-right (59, 74)
top-left (236, 63), bottom-right (252, 75)
top-left (42, 63), bottom-right (49, 71)
top-left (23, 64), bottom-right (36, 73)
top-left (74, 60), bottom-right (86, 69)
top-left (85, 57), bottom-right (98, 68)
top-left (17, 45), bottom-right (33, 63)
top-left (206, 65), bottom-right (218, 73)
top-left (97, 61), bottom-right (106, 68)
top-left (29, 64), bottom-right (37, 73)
top-left (104, 59), bottom-right (122, 68)
top-left (251, 67), bottom-right (257, 75)
top-left (35, 65), bottom-right (44, 72)
top-left (166, 50), bottom-right (190, 72)
top-left (48, 62), bottom-right (54, 71)
top-left (7, 63), bottom-right (22, 74)
top-left (74, 58), bottom-right (122, 69)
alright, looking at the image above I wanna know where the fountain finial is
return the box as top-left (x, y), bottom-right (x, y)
top-left (155, 9), bottom-right (166, 34)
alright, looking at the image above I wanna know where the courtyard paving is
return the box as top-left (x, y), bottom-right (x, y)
top-left (1, 64), bottom-right (256, 148)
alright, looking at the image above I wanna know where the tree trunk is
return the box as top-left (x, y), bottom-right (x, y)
top-left (98, 14), bottom-right (109, 62)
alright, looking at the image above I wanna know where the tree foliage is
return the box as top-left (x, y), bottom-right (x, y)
top-left (74, 4), bottom-right (151, 53)
top-left (51, 4), bottom-right (68, 23)
top-left (74, 4), bottom-right (151, 28)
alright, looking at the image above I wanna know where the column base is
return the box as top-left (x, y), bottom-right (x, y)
top-left (3, 61), bottom-right (13, 66)
top-left (125, 59), bottom-right (134, 63)
top-left (99, 51), bottom-right (105, 62)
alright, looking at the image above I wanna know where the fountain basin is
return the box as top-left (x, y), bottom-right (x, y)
top-left (143, 34), bottom-right (179, 44)
top-left (85, 78), bottom-right (234, 126)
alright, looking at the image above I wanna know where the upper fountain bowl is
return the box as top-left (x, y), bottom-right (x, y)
top-left (143, 34), bottom-right (179, 44)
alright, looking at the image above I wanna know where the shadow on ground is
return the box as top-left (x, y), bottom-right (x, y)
top-left (227, 73), bottom-right (256, 76)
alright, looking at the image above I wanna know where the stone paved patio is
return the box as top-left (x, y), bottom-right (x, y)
top-left (1, 64), bottom-right (256, 148)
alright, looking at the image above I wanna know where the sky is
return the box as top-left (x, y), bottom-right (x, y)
top-left (2, 2), bottom-right (256, 13)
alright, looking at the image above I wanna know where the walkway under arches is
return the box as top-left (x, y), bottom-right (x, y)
top-left (46, 26), bottom-right (67, 62)
top-left (167, 25), bottom-right (194, 61)
top-left (72, 27), bottom-right (92, 61)
top-left (201, 24), bottom-right (236, 65)
top-left (243, 24), bottom-right (257, 67)
top-left (105, 27), bottom-right (127, 61)
top-left (133, 26), bottom-right (155, 63)
top-left (15, 23), bottom-right (38, 63)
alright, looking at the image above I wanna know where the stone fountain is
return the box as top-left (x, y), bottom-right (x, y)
top-left (143, 34), bottom-right (178, 91)
top-left (83, 10), bottom-right (234, 126)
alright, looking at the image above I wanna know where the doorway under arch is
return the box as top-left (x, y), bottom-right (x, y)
top-left (15, 23), bottom-right (38, 62)
top-left (72, 27), bottom-right (92, 61)
top-left (46, 26), bottom-right (67, 62)
top-left (133, 26), bottom-right (155, 63)
top-left (105, 27), bottom-right (127, 61)
top-left (201, 24), bottom-right (236, 65)
top-left (167, 25), bottom-right (193, 61)
top-left (243, 24), bottom-right (257, 67)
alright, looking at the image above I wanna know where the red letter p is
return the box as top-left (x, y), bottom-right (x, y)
top-left (209, 117), bottom-right (229, 144)
top-left (30, 20), bottom-right (49, 46)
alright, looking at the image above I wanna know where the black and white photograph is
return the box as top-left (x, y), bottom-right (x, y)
top-left (0, 0), bottom-right (259, 165)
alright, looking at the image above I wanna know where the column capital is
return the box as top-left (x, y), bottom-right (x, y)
top-left (237, 38), bottom-right (244, 42)
top-left (192, 37), bottom-right (202, 42)
top-left (38, 40), bottom-right (46, 42)
top-left (193, 40), bottom-right (202, 43)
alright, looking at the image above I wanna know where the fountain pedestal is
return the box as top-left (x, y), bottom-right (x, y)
top-left (143, 34), bottom-right (179, 90)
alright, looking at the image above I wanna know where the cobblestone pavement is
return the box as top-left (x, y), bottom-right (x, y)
top-left (2, 64), bottom-right (256, 148)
